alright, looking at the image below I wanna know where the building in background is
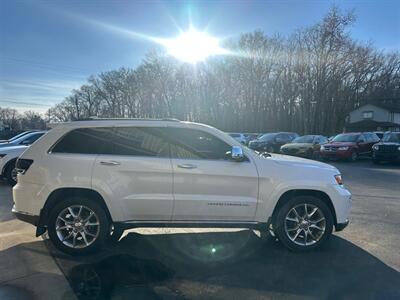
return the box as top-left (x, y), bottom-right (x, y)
top-left (346, 103), bottom-right (400, 132)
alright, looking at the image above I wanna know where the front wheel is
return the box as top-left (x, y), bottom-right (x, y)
top-left (47, 197), bottom-right (110, 255)
top-left (274, 196), bottom-right (334, 251)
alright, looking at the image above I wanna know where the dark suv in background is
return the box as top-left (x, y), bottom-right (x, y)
top-left (248, 132), bottom-right (299, 153)
top-left (320, 132), bottom-right (380, 161)
top-left (372, 132), bottom-right (400, 163)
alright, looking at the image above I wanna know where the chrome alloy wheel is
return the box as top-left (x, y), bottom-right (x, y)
top-left (56, 205), bottom-right (100, 249)
top-left (284, 203), bottom-right (326, 246)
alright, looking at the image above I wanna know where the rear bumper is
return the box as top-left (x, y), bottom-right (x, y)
top-left (335, 219), bottom-right (349, 231)
top-left (12, 206), bottom-right (39, 226)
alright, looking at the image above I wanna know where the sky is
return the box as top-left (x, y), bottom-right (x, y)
top-left (0, 0), bottom-right (399, 113)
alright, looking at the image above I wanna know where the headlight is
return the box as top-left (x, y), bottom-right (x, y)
top-left (321, 145), bottom-right (326, 150)
top-left (338, 146), bottom-right (349, 151)
top-left (373, 145), bottom-right (379, 151)
top-left (334, 174), bottom-right (343, 185)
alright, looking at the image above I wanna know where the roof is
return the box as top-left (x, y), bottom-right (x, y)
top-left (355, 102), bottom-right (400, 113)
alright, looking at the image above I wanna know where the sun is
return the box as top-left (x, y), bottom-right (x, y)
top-left (159, 28), bottom-right (228, 64)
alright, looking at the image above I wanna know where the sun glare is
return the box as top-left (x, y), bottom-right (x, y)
top-left (159, 28), bottom-right (228, 63)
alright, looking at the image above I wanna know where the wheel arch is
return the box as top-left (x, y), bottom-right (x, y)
top-left (2, 157), bottom-right (17, 176)
top-left (271, 189), bottom-right (337, 226)
top-left (40, 187), bottom-right (113, 227)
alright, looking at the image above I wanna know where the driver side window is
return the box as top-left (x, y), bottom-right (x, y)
top-left (164, 128), bottom-right (231, 160)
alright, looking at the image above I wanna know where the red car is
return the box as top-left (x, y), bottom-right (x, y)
top-left (320, 132), bottom-right (380, 161)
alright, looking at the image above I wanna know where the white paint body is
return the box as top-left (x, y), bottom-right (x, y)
top-left (13, 120), bottom-right (351, 226)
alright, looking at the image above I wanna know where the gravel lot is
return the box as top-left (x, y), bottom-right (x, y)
top-left (0, 160), bottom-right (399, 300)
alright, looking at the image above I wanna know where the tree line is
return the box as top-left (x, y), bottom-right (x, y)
top-left (0, 107), bottom-right (46, 132)
top-left (46, 8), bottom-right (400, 135)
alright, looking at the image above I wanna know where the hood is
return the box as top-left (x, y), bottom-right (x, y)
top-left (266, 153), bottom-right (338, 172)
top-left (281, 143), bottom-right (312, 149)
top-left (0, 145), bottom-right (28, 153)
top-left (323, 141), bottom-right (356, 147)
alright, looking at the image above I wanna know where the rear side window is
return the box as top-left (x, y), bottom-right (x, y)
top-left (113, 127), bottom-right (169, 157)
top-left (164, 127), bottom-right (231, 160)
top-left (51, 128), bottom-right (113, 154)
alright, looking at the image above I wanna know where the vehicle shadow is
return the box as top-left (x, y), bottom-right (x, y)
top-left (47, 230), bottom-right (400, 300)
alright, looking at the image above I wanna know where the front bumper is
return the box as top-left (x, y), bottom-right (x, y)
top-left (373, 152), bottom-right (400, 161)
top-left (281, 148), bottom-right (311, 157)
top-left (336, 219), bottom-right (349, 231)
top-left (320, 149), bottom-right (352, 159)
top-left (12, 206), bottom-right (39, 226)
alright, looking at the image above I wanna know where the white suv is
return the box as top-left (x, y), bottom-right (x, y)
top-left (12, 119), bottom-right (351, 255)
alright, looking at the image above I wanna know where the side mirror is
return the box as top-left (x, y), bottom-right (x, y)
top-left (231, 146), bottom-right (245, 162)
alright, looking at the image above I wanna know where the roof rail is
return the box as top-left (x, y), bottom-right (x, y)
top-left (74, 117), bottom-right (181, 122)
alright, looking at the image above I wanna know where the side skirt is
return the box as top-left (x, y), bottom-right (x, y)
top-left (116, 220), bottom-right (269, 231)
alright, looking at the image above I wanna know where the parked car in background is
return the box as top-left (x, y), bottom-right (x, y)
top-left (0, 131), bottom-right (46, 149)
top-left (243, 133), bottom-right (259, 145)
top-left (320, 132), bottom-right (380, 161)
top-left (0, 131), bottom-right (37, 143)
top-left (373, 131), bottom-right (385, 140)
top-left (280, 135), bottom-right (328, 159)
top-left (0, 131), bottom-right (46, 185)
top-left (372, 132), bottom-right (400, 164)
top-left (0, 145), bottom-right (30, 185)
top-left (248, 132), bottom-right (299, 153)
top-left (228, 133), bottom-right (247, 144)
top-left (13, 119), bottom-right (350, 255)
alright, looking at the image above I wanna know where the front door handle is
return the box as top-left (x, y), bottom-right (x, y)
top-left (100, 160), bottom-right (121, 166)
top-left (177, 164), bottom-right (197, 169)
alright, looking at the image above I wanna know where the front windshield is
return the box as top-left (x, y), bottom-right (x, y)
top-left (382, 133), bottom-right (400, 143)
top-left (293, 135), bottom-right (315, 143)
top-left (258, 133), bottom-right (275, 141)
top-left (332, 134), bottom-right (359, 142)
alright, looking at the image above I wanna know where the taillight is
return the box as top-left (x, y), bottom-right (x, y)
top-left (15, 159), bottom-right (34, 174)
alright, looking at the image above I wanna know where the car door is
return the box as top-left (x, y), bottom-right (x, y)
top-left (164, 127), bottom-right (259, 222)
top-left (275, 133), bottom-right (292, 152)
top-left (356, 134), bottom-right (369, 155)
top-left (92, 126), bottom-right (174, 221)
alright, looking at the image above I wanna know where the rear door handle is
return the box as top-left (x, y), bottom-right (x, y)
top-left (177, 164), bottom-right (197, 169)
top-left (100, 160), bottom-right (121, 166)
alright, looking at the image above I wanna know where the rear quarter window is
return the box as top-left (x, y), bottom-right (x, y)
top-left (51, 128), bottom-right (114, 154)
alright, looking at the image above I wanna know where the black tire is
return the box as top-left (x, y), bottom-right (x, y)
top-left (349, 151), bottom-right (358, 162)
top-left (274, 195), bottom-right (334, 252)
top-left (266, 145), bottom-right (274, 153)
top-left (108, 223), bottom-right (125, 243)
top-left (4, 161), bottom-right (17, 186)
top-left (47, 196), bottom-right (110, 255)
top-left (311, 150), bottom-right (320, 160)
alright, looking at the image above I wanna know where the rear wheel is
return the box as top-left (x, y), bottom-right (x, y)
top-left (47, 196), bottom-right (109, 255)
top-left (4, 161), bottom-right (17, 186)
top-left (349, 151), bottom-right (358, 162)
top-left (274, 196), bottom-right (333, 251)
top-left (266, 145), bottom-right (274, 153)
